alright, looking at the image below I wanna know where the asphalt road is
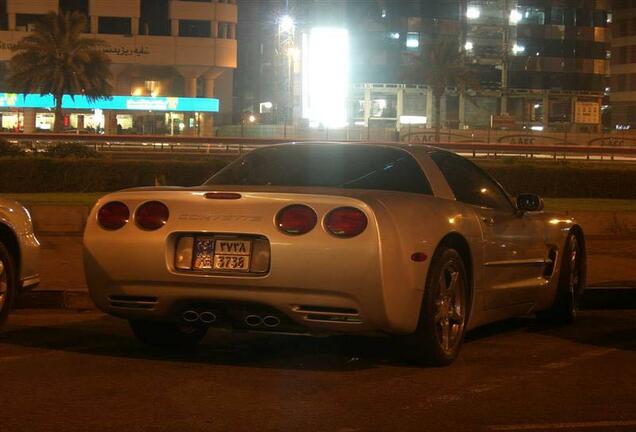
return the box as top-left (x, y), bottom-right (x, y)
top-left (1, 309), bottom-right (635, 432)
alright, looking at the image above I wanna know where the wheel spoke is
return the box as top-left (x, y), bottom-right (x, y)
top-left (449, 309), bottom-right (462, 324)
top-left (434, 308), bottom-right (444, 323)
top-left (448, 270), bottom-right (459, 295)
top-left (441, 320), bottom-right (450, 351)
top-left (438, 273), bottom-right (447, 297)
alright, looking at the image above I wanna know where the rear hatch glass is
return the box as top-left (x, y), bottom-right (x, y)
top-left (205, 144), bottom-right (432, 195)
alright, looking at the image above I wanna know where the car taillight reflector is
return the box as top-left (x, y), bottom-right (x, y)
top-left (135, 201), bottom-right (170, 231)
top-left (97, 201), bottom-right (129, 230)
top-left (276, 205), bottom-right (317, 235)
top-left (325, 207), bottom-right (368, 238)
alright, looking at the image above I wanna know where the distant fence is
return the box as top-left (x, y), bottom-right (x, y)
top-left (216, 125), bottom-right (636, 148)
top-left (2, 132), bottom-right (636, 161)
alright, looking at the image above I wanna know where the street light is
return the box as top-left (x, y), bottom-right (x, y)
top-left (279, 15), bottom-right (294, 34)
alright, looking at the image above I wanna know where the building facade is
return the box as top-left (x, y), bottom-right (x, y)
top-left (235, 0), bottom-right (609, 132)
top-left (0, 0), bottom-right (237, 135)
top-left (610, 0), bottom-right (636, 128)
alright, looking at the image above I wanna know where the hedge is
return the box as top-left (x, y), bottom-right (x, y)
top-left (0, 157), bottom-right (635, 199)
top-left (0, 158), bottom-right (227, 193)
top-left (476, 160), bottom-right (636, 199)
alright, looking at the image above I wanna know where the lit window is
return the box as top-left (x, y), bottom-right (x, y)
top-left (466, 6), bottom-right (480, 19)
top-left (406, 32), bottom-right (420, 49)
top-left (512, 44), bottom-right (525, 54)
top-left (510, 10), bottom-right (522, 24)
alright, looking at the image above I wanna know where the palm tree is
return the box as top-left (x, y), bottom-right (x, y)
top-left (6, 11), bottom-right (113, 132)
top-left (412, 35), bottom-right (479, 142)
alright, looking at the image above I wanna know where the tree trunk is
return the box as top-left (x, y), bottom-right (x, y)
top-left (53, 95), bottom-right (64, 133)
top-left (434, 92), bottom-right (442, 143)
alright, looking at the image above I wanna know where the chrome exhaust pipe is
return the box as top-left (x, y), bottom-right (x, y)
top-left (199, 311), bottom-right (217, 324)
top-left (245, 314), bottom-right (263, 327)
top-left (182, 310), bottom-right (200, 323)
top-left (263, 315), bottom-right (281, 328)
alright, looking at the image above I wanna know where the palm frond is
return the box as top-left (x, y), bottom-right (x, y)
top-left (6, 11), bottom-right (112, 99)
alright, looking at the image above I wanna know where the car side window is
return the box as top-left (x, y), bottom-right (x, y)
top-left (430, 151), bottom-right (513, 212)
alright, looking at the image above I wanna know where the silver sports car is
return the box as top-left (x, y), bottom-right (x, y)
top-left (84, 143), bottom-right (585, 365)
top-left (0, 196), bottom-right (40, 324)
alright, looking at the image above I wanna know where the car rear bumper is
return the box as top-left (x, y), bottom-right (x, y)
top-left (89, 281), bottom-right (396, 334)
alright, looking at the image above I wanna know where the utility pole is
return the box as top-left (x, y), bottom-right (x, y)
top-left (501, 0), bottom-right (510, 115)
top-left (278, 12), bottom-right (295, 135)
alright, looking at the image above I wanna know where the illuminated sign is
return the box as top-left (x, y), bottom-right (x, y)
top-left (574, 102), bottom-right (600, 125)
top-left (0, 93), bottom-right (219, 112)
top-left (302, 28), bottom-right (349, 128)
top-left (399, 115), bottom-right (427, 125)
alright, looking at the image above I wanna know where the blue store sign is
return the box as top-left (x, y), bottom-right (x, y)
top-left (0, 93), bottom-right (219, 112)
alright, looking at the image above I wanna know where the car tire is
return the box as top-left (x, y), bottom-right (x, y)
top-left (402, 248), bottom-right (469, 366)
top-left (128, 320), bottom-right (208, 348)
top-left (537, 233), bottom-right (584, 325)
top-left (0, 241), bottom-right (17, 326)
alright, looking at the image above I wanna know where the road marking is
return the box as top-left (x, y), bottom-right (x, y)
top-left (411, 347), bottom-right (619, 411)
top-left (490, 420), bottom-right (636, 431)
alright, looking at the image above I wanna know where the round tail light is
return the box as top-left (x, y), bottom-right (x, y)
top-left (97, 201), bottom-right (129, 230)
top-left (276, 205), bottom-right (317, 235)
top-left (135, 201), bottom-right (170, 231)
top-left (325, 207), bottom-right (368, 238)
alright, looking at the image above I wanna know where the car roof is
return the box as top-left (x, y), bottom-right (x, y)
top-left (258, 141), bottom-right (441, 153)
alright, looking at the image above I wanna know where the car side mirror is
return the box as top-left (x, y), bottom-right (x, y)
top-left (516, 193), bottom-right (544, 212)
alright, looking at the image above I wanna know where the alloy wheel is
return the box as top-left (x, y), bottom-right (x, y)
top-left (434, 261), bottom-right (466, 355)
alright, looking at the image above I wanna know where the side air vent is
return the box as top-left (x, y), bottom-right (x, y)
top-left (544, 248), bottom-right (558, 277)
top-left (292, 305), bottom-right (363, 324)
top-left (109, 295), bottom-right (159, 310)
top-left (295, 305), bottom-right (359, 315)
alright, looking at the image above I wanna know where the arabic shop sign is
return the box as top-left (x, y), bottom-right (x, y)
top-left (0, 93), bottom-right (220, 112)
top-left (0, 41), bottom-right (150, 57)
top-left (103, 46), bottom-right (150, 57)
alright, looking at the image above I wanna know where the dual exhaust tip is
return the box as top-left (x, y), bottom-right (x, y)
top-left (182, 310), bottom-right (217, 324)
top-left (181, 310), bottom-right (282, 328)
top-left (245, 314), bottom-right (281, 328)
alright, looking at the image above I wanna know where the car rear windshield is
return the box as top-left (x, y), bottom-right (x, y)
top-left (205, 145), bottom-right (433, 195)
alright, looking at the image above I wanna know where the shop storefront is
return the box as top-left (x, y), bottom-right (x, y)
top-left (0, 93), bottom-right (220, 135)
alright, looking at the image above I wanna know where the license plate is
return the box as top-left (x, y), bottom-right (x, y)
top-left (213, 254), bottom-right (250, 271)
top-left (214, 240), bottom-right (252, 256)
top-left (192, 237), bottom-right (252, 272)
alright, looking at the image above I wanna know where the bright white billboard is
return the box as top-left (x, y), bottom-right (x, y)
top-left (302, 27), bottom-right (349, 128)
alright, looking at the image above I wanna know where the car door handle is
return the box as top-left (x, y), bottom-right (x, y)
top-left (480, 216), bottom-right (495, 226)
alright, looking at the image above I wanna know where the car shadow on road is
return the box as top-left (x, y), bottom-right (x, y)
top-left (3, 294), bottom-right (634, 370)
top-left (528, 312), bottom-right (636, 352)
top-left (0, 315), bottom-right (415, 371)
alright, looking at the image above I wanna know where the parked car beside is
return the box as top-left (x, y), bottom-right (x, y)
top-left (0, 196), bottom-right (40, 324)
top-left (84, 142), bottom-right (585, 365)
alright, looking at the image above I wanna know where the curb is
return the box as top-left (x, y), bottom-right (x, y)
top-left (15, 286), bottom-right (636, 311)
